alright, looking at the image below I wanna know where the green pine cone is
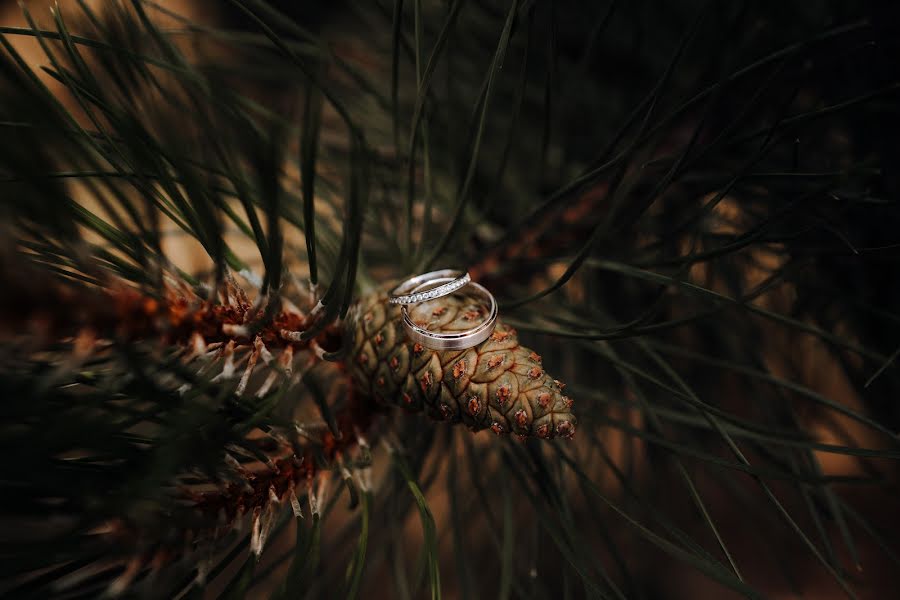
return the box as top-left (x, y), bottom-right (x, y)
top-left (348, 290), bottom-right (576, 439)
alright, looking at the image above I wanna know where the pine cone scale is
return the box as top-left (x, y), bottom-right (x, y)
top-left (350, 291), bottom-right (576, 439)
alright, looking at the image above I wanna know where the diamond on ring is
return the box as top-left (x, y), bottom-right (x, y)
top-left (388, 269), bottom-right (470, 305)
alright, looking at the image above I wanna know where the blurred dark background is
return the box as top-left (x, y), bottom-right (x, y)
top-left (3, 1), bottom-right (900, 598)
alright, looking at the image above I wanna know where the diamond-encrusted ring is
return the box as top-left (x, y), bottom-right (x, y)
top-left (388, 269), bottom-right (470, 305)
top-left (400, 278), bottom-right (497, 351)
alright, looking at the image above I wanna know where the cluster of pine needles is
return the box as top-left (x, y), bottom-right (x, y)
top-left (1, 0), bottom-right (900, 598)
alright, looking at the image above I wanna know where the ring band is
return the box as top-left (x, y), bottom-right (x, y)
top-left (388, 269), bottom-right (470, 305)
top-left (401, 279), bottom-right (497, 351)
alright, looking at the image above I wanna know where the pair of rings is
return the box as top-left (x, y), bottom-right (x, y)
top-left (389, 269), bottom-right (497, 351)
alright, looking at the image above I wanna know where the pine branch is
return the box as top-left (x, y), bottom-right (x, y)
top-left (2, 0), bottom-right (900, 598)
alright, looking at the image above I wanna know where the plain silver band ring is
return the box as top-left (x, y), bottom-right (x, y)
top-left (388, 269), bottom-right (470, 305)
top-left (401, 279), bottom-right (497, 351)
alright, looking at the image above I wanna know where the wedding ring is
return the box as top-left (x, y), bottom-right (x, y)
top-left (388, 269), bottom-right (470, 305)
top-left (401, 279), bottom-right (497, 351)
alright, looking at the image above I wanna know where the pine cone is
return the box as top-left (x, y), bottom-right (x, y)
top-left (349, 290), bottom-right (576, 439)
